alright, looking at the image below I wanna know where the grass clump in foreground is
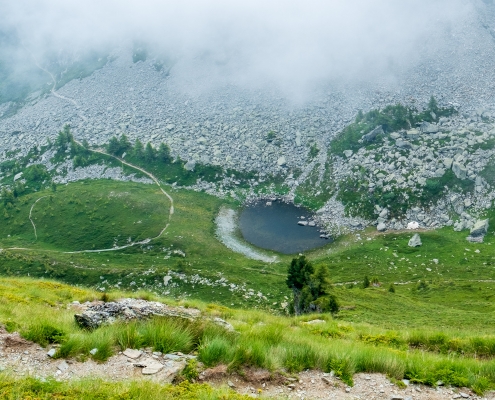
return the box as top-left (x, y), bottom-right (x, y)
top-left (2, 277), bottom-right (495, 394)
top-left (0, 376), bottom-right (250, 400)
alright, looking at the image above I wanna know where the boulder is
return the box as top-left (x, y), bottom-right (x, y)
top-left (362, 125), bottom-right (384, 142)
top-left (343, 150), bottom-right (353, 158)
top-left (406, 129), bottom-right (420, 140)
top-left (452, 162), bottom-right (467, 179)
top-left (74, 298), bottom-right (236, 332)
top-left (443, 158), bottom-right (453, 169)
top-left (407, 221), bottom-right (419, 230)
top-left (408, 234), bottom-right (422, 247)
top-left (379, 208), bottom-right (389, 218)
top-left (377, 222), bottom-right (386, 231)
top-left (469, 219), bottom-right (489, 237)
top-left (395, 138), bottom-right (412, 149)
top-left (184, 160), bottom-right (196, 171)
top-left (277, 156), bottom-right (287, 166)
top-left (75, 298), bottom-right (201, 329)
top-left (419, 121), bottom-right (439, 134)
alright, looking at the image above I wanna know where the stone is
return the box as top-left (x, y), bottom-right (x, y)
top-left (343, 150), bottom-right (353, 158)
top-left (419, 121), bottom-right (439, 133)
top-left (227, 380), bottom-right (236, 388)
top-left (390, 396), bottom-right (404, 400)
top-left (379, 208), bottom-right (389, 218)
top-left (408, 233), bottom-right (422, 247)
top-left (13, 172), bottom-right (23, 181)
top-left (407, 221), bottom-right (419, 230)
top-left (406, 129), bottom-right (420, 140)
top-left (377, 222), bottom-right (386, 231)
top-left (47, 348), bottom-right (57, 357)
top-left (395, 138), bottom-right (412, 149)
top-left (321, 377), bottom-right (332, 385)
top-left (469, 219), bottom-right (489, 237)
top-left (304, 319), bottom-right (326, 324)
top-left (362, 125), bottom-right (384, 142)
top-left (277, 156), bottom-right (286, 166)
top-left (124, 348), bottom-right (143, 359)
top-left (298, 220), bottom-right (308, 226)
top-left (142, 361), bottom-right (164, 375)
top-left (452, 162), bottom-right (467, 179)
top-left (443, 158), bottom-right (453, 169)
top-left (57, 361), bottom-right (69, 372)
top-left (212, 317), bottom-right (235, 332)
top-left (164, 354), bottom-right (181, 361)
top-left (74, 298), bottom-right (202, 330)
top-left (184, 160), bottom-right (195, 171)
top-left (89, 348), bottom-right (98, 355)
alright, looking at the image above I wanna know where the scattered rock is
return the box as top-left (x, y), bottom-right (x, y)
top-left (123, 348), bottom-right (143, 359)
top-left (47, 348), bottom-right (57, 358)
top-left (377, 222), bottom-right (386, 232)
top-left (408, 233), bottom-right (422, 247)
top-left (57, 361), bottom-right (69, 372)
top-left (142, 361), bottom-right (164, 375)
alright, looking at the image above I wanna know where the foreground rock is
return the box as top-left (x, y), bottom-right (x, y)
top-left (74, 298), bottom-right (234, 331)
top-left (467, 219), bottom-right (489, 242)
top-left (408, 234), bottom-right (422, 247)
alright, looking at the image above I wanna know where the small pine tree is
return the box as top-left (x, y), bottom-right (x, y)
top-left (363, 275), bottom-right (370, 289)
top-left (286, 256), bottom-right (314, 315)
top-left (428, 95), bottom-right (438, 113)
top-left (158, 143), bottom-right (171, 163)
top-left (388, 284), bottom-right (395, 293)
top-left (133, 139), bottom-right (144, 159)
top-left (107, 136), bottom-right (121, 156)
top-left (119, 134), bottom-right (132, 154)
top-left (144, 142), bottom-right (156, 163)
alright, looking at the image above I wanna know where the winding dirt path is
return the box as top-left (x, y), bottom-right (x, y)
top-left (29, 196), bottom-right (48, 240)
top-left (12, 53), bottom-right (175, 254)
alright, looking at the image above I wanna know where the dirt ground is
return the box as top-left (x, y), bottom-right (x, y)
top-left (0, 328), bottom-right (493, 400)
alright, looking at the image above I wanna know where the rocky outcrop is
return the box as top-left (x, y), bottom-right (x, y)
top-left (362, 126), bottom-right (384, 142)
top-left (73, 298), bottom-right (234, 331)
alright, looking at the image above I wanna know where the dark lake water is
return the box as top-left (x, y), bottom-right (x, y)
top-left (239, 201), bottom-right (331, 254)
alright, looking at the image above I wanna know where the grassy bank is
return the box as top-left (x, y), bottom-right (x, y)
top-left (1, 277), bottom-right (495, 394)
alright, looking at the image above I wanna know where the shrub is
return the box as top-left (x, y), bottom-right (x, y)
top-left (198, 336), bottom-right (232, 367)
top-left (141, 318), bottom-right (194, 354)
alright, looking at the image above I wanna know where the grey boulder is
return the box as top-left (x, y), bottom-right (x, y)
top-left (408, 233), bottom-right (422, 247)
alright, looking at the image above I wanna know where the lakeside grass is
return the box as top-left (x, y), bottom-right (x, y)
top-left (2, 277), bottom-right (495, 394)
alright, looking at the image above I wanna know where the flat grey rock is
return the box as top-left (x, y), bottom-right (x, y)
top-left (123, 348), bottom-right (143, 359)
